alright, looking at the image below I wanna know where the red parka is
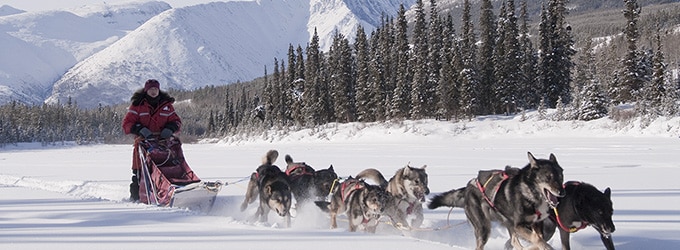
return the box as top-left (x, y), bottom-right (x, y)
top-left (122, 90), bottom-right (181, 170)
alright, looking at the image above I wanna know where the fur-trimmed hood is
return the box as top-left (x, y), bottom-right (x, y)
top-left (130, 89), bottom-right (175, 106)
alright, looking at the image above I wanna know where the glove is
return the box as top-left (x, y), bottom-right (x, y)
top-left (160, 128), bottom-right (174, 139)
top-left (138, 127), bottom-right (152, 139)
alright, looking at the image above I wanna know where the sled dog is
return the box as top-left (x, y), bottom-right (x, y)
top-left (240, 150), bottom-right (292, 227)
top-left (284, 154), bottom-right (338, 205)
top-left (315, 177), bottom-right (390, 233)
top-left (428, 152), bottom-right (565, 250)
top-left (355, 165), bottom-right (430, 229)
top-left (542, 181), bottom-right (616, 250)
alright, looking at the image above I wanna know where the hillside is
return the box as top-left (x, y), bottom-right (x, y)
top-left (0, 1), bottom-right (170, 105)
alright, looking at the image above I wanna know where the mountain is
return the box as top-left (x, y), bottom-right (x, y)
top-left (0, 5), bottom-right (24, 16)
top-left (0, 0), bottom-right (414, 108)
top-left (0, 1), bottom-right (171, 105)
top-left (2, 0), bottom-right (677, 108)
top-left (45, 0), bottom-right (414, 108)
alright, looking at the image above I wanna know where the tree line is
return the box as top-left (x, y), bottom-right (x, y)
top-left (1, 0), bottom-right (678, 146)
top-left (254, 0), bottom-right (678, 129)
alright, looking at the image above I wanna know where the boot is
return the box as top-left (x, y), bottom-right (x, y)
top-left (129, 171), bottom-right (140, 202)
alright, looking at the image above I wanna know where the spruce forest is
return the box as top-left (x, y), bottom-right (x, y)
top-left (1, 0), bottom-right (679, 145)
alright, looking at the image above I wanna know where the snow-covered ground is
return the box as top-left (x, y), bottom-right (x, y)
top-left (1, 114), bottom-right (679, 249)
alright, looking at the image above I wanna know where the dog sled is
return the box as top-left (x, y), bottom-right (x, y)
top-left (135, 137), bottom-right (222, 212)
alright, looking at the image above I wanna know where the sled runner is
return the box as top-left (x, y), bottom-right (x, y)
top-left (136, 137), bottom-right (222, 212)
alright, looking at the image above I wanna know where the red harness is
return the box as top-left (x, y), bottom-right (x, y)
top-left (285, 164), bottom-right (313, 177)
top-left (396, 199), bottom-right (417, 215)
top-left (340, 179), bottom-right (364, 202)
top-left (475, 170), bottom-right (509, 208)
top-left (554, 181), bottom-right (589, 233)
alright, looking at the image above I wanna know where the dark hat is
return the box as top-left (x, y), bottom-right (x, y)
top-left (144, 79), bottom-right (160, 92)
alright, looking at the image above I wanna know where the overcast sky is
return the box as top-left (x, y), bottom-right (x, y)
top-left (0, 0), bottom-right (235, 12)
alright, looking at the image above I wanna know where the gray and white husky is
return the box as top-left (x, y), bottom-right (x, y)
top-left (315, 177), bottom-right (390, 233)
top-left (356, 165), bottom-right (430, 230)
top-left (429, 152), bottom-right (565, 250)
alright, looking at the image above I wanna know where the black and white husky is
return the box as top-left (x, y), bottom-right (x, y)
top-left (429, 152), bottom-right (565, 250)
top-left (356, 165), bottom-right (430, 230)
top-left (240, 150), bottom-right (292, 227)
top-left (542, 181), bottom-right (616, 250)
top-left (283, 154), bottom-right (338, 206)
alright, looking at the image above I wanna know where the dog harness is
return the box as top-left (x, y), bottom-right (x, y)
top-left (285, 164), bottom-right (313, 177)
top-left (474, 170), bottom-right (510, 208)
top-left (553, 181), bottom-right (589, 233)
top-left (396, 199), bottom-right (417, 215)
top-left (340, 179), bottom-right (365, 202)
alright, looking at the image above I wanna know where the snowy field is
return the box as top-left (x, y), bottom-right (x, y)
top-left (1, 115), bottom-right (680, 249)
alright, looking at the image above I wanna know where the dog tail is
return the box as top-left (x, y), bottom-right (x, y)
top-left (428, 187), bottom-right (466, 209)
top-left (263, 150), bottom-right (279, 165)
top-left (355, 168), bottom-right (388, 189)
top-left (314, 200), bottom-right (331, 213)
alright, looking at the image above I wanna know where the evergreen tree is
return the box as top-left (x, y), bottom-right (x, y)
top-left (279, 60), bottom-right (292, 124)
top-left (328, 31), bottom-right (356, 123)
top-left (319, 51), bottom-right (335, 124)
top-left (410, 0), bottom-right (429, 119)
top-left (292, 45), bottom-right (306, 126)
top-left (493, 2), bottom-right (507, 113)
top-left (458, 0), bottom-right (480, 118)
top-left (375, 17), bottom-right (394, 121)
top-left (518, 0), bottom-right (539, 110)
top-left (354, 25), bottom-right (373, 122)
top-left (477, 0), bottom-right (496, 115)
top-left (635, 49), bottom-right (654, 115)
top-left (435, 14), bottom-right (459, 120)
top-left (287, 44), bottom-right (297, 87)
top-left (368, 29), bottom-right (385, 121)
top-left (601, 43), bottom-right (620, 103)
top-left (579, 78), bottom-right (609, 121)
top-left (390, 4), bottom-right (411, 120)
top-left (285, 44), bottom-right (297, 124)
top-left (647, 27), bottom-right (666, 114)
top-left (494, 0), bottom-right (522, 115)
top-left (618, 0), bottom-right (644, 103)
top-left (304, 29), bottom-right (323, 126)
top-left (263, 65), bottom-right (274, 126)
top-left (427, 0), bottom-right (443, 117)
top-left (575, 39), bottom-right (608, 121)
top-left (538, 0), bottom-right (575, 108)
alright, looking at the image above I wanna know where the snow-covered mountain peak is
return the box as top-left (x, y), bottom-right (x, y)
top-left (3, 0), bottom-right (416, 108)
top-left (0, 5), bottom-right (25, 16)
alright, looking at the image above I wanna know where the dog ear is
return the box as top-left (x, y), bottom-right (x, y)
top-left (263, 150), bottom-right (279, 165)
top-left (328, 165), bottom-right (334, 171)
top-left (549, 153), bottom-right (558, 164)
top-left (265, 185), bottom-right (272, 196)
top-left (604, 187), bottom-right (611, 199)
top-left (527, 152), bottom-right (537, 167)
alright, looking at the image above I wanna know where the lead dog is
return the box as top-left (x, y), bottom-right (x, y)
top-left (356, 165), bottom-right (430, 229)
top-left (542, 181), bottom-right (616, 250)
top-left (240, 150), bottom-right (292, 227)
top-left (429, 152), bottom-right (565, 250)
top-left (315, 177), bottom-right (390, 233)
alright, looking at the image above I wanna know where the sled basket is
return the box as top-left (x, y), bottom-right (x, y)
top-left (136, 137), bottom-right (220, 209)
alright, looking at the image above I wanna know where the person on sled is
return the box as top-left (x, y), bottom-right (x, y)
top-left (121, 79), bottom-right (181, 202)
